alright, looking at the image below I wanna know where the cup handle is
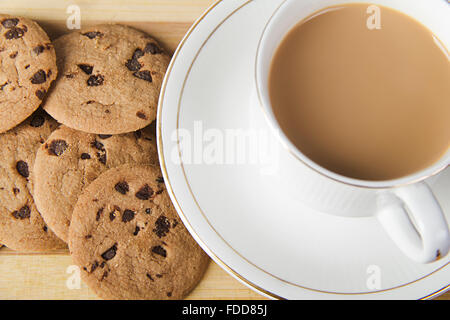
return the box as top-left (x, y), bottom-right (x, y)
top-left (376, 182), bottom-right (450, 263)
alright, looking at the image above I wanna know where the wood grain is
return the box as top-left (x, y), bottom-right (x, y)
top-left (0, 0), bottom-right (447, 300)
top-left (0, 247), bottom-right (264, 300)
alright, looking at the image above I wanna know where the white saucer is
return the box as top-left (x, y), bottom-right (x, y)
top-left (157, 0), bottom-right (449, 299)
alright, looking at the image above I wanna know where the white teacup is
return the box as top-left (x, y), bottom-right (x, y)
top-left (255, 0), bottom-right (450, 263)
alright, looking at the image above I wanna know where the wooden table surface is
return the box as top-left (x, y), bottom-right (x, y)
top-left (0, 0), bottom-right (447, 300)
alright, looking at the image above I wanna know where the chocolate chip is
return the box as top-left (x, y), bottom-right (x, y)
top-left (153, 215), bottom-right (170, 238)
top-left (172, 219), bottom-right (179, 228)
top-left (65, 73), bottom-right (75, 79)
top-left (43, 226), bottom-right (48, 232)
top-left (30, 70), bottom-right (47, 84)
top-left (12, 205), bottom-right (30, 219)
top-left (24, 64), bottom-right (30, 69)
top-left (82, 31), bottom-right (103, 39)
top-left (0, 82), bottom-right (8, 90)
top-left (97, 152), bottom-right (107, 165)
top-left (132, 49), bottom-right (145, 60)
top-left (48, 140), bottom-right (68, 156)
top-left (156, 177), bottom-right (164, 183)
top-left (122, 209), bottom-right (135, 222)
top-left (145, 208), bottom-right (151, 215)
top-left (114, 181), bottom-right (129, 195)
top-left (146, 273), bottom-right (154, 281)
top-left (98, 134), bottom-right (112, 139)
top-left (156, 274), bottom-right (163, 278)
top-left (125, 58), bottom-right (142, 72)
top-left (133, 70), bottom-right (152, 82)
top-left (33, 45), bottom-right (45, 55)
top-left (1, 18), bottom-right (19, 28)
top-left (12, 187), bottom-right (20, 195)
top-left (87, 74), bottom-right (104, 86)
top-left (16, 160), bottom-right (29, 178)
top-left (90, 261), bottom-right (99, 273)
top-left (86, 100), bottom-right (95, 104)
top-left (136, 111), bottom-right (147, 120)
top-left (35, 89), bottom-right (46, 100)
top-left (5, 27), bottom-right (25, 40)
top-left (100, 270), bottom-right (109, 281)
top-left (135, 184), bottom-right (153, 200)
top-left (78, 64), bottom-right (93, 75)
top-left (151, 245), bottom-right (167, 258)
top-left (9, 51), bottom-right (17, 59)
top-left (101, 244), bottom-right (117, 261)
top-left (91, 140), bottom-right (104, 151)
top-left (134, 130), bottom-right (142, 139)
top-left (133, 226), bottom-right (140, 236)
top-left (85, 235), bottom-right (92, 239)
top-left (96, 208), bottom-right (104, 221)
top-left (30, 114), bottom-right (45, 127)
top-left (81, 153), bottom-right (91, 160)
top-left (144, 42), bottom-right (162, 54)
top-left (167, 292), bottom-right (172, 297)
top-left (125, 49), bottom-right (146, 71)
top-left (109, 211), bottom-right (116, 221)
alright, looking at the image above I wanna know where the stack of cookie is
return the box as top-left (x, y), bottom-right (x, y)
top-left (0, 15), bottom-right (209, 300)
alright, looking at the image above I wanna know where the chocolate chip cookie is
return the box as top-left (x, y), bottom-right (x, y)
top-left (33, 125), bottom-right (159, 242)
top-left (69, 164), bottom-right (209, 300)
top-left (0, 110), bottom-right (66, 251)
top-left (43, 24), bottom-right (170, 134)
top-left (0, 15), bottom-right (57, 133)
